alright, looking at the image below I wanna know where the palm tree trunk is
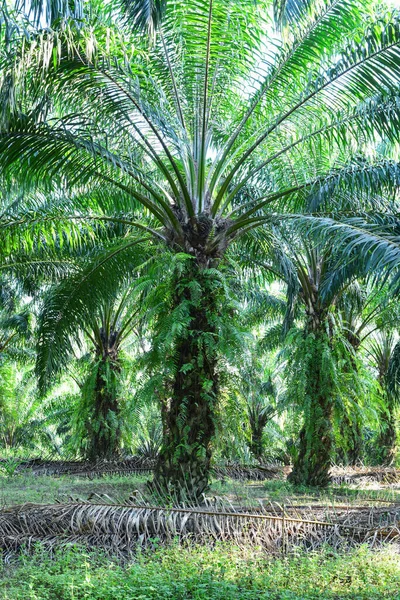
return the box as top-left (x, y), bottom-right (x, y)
top-left (288, 318), bottom-right (334, 487)
top-left (85, 356), bottom-right (122, 461)
top-left (152, 260), bottom-right (220, 502)
top-left (377, 402), bottom-right (397, 465)
top-left (288, 392), bottom-right (333, 487)
top-left (346, 416), bottom-right (364, 465)
top-left (249, 423), bottom-right (264, 461)
top-left (336, 412), bottom-right (363, 465)
top-left (339, 337), bottom-right (363, 465)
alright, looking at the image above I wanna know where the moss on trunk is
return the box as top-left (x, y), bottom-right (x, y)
top-left (377, 401), bottom-right (397, 465)
top-left (288, 382), bottom-right (333, 487)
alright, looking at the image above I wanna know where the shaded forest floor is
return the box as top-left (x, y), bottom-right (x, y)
top-left (2, 469), bottom-right (400, 507)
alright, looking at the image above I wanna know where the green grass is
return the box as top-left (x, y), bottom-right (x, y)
top-left (0, 472), bottom-right (342, 508)
top-left (0, 473), bottom-right (149, 506)
top-left (2, 472), bottom-right (400, 508)
top-left (0, 473), bottom-right (297, 508)
top-left (0, 543), bottom-right (399, 599)
top-left (212, 477), bottom-right (400, 506)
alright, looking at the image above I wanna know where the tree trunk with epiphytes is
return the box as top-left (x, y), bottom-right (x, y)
top-left (288, 341), bottom-right (334, 487)
top-left (248, 400), bottom-right (274, 462)
top-left (249, 422), bottom-right (265, 461)
top-left (376, 365), bottom-right (397, 465)
top-left (288, 294), bottom-right (335, 487)
top-left (152, 214), bottom-right (229, 502)
top-left (346, 417), bottom-right (363, 465)
top-left (337, 411), bottom-right (363, 465)
top-left (340, 333), bottom-right (364, 465)
top-left (377, 406), bottom-right (397, 465)
top-left (152, 263), bottom-right (219, 501)
top-left (81, 327), bottom-right (122, 461)
top-left (85, 356), bottom-right (121, 461)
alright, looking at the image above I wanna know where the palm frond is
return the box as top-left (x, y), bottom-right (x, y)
top-left (36, 236), bottom-right (154, 391)
top-left (120, 0), bottom-right (166, 35)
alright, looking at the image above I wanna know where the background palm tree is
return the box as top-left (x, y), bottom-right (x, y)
top-left (334, 283), bottom-right (399, 464)
top-left (269, 240), bottom-right (367, 485)
top-left (69, 301), bottom-right (134, 461)
top-left (38, 267), bottom-right (146, 459)
top-left (368, 330), bottom-right (400, 464)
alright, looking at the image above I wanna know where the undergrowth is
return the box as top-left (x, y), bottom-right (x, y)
top-left (1, 474), bottom-right (400, 599)
top-left (0, 543), bottom-right (399, 599)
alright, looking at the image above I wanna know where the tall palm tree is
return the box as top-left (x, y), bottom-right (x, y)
top-left (368, 330), bottom-right (399, 464)
top-left (3, 0), bottom-right (400, 498)
top-left (37, 261), bottom-right (146, 459)
top-left (335, 283), bottom-right (399, 463)
top-left (291, 247), bottom-right (363, 485)
top-left (254, 236), bottom-right (370, 485)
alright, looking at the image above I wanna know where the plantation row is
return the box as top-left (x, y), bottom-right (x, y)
top-left (0, 0), bottom-right (399, 507)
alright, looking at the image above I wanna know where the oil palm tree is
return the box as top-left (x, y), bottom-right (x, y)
top-left (334, 283), bottom-right (400, 464)
top-left (245, 374), bottom-right (276, 462)
top-left (232, 288), bottom-right (285, 461)
top-left (3, 0), bottom-right (400, 498)
top-left (38, 268), bottom-right (146, 459)
top-left (69, 301), bottom-right (133, 461)
top-left (0, 290), bottom-right (33, 437)
top-left (368, 330), bottom-right (400, 464)
top-left (0, 361), bottom-right (40, 451)
top-left (285, 246), bottom-right (366, 485)
top-left (253, 235), bottom-right (371, 485)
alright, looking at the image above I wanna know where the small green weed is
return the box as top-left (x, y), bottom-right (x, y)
top-left (0, 458), bottom-right (21, 478)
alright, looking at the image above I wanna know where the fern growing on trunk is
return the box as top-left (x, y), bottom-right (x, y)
top-left (147, 254), bottom-right (238, 500)
top-left (72, 356), bottom-right (122, 460)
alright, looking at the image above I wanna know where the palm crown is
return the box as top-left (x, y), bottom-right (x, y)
top-left (2, 1), bottom-right (400, 252)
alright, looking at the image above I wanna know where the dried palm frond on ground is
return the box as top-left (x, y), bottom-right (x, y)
top-left (214, 463), bottom-right (400, 486)
top-left (5, 459), bottom-right (287, 481)
top-left (0, 497), bottom-right (399, 559)
top-left (330, 466), bottom-right (400, 486)
top-left (6, 458), bottom-right (156, 478)
top-left (0, 502), bottom-right (349, 556)
top-left (213, 464), bottom-right (288, 481)
top-left (234, 499), bottom-right (400, 544)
